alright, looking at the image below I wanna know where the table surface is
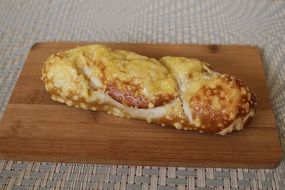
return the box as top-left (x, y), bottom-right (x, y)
top-left (0, 0), bottom-right (284, 189)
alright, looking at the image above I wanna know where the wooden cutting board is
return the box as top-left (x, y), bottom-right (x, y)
top-left (0, 42), bottom-right (282, 168)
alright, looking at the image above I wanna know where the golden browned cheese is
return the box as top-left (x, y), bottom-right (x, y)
top-left (50, 45), bottom-right (178, 109)
top-left (42, 44), bottom-right (257, 135)
top-left (160, 56), bottom-right (257, 135)
top-left (42, 45), bottom-right (186, 128)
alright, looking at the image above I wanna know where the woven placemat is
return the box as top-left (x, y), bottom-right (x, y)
top-left (0, 0), bottom-right (284, 189)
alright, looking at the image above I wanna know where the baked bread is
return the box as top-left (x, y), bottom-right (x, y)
top-left (41, 44), bottom-right (257, 135)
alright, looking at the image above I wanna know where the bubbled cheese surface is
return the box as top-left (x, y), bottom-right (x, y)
top-left (42, 44), bottom-right (257, 135)
top-left (60, 45), bottom-right (178, 108)
top-left (160, 56), bottom-right (256, 133)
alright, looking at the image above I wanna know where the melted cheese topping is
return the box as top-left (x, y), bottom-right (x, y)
top-left (42, 55), bottom-right (90, 100)
top-left (44, 45), bottom-right (178, 108)
top-left (160, 56), bottom-right (256, 133)
top-left (42, 45), bottom-right (256, 135)
top-left (160, 56), bottom-right (214, 91)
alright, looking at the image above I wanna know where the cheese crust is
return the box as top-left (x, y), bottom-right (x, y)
top-left (42, 44), bottom-right (257, 135)
top-left (160, 56), bottom-right (257, 134)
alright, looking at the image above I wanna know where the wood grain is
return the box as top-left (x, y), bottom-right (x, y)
top-left (0, 42), bottom-right (282, 168)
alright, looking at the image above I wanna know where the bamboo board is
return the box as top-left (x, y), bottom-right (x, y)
top-left (0, 42), bottom-right (282, 168)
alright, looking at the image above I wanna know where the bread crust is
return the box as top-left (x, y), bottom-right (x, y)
top-left (42, 45), bottom-right (257, 135)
